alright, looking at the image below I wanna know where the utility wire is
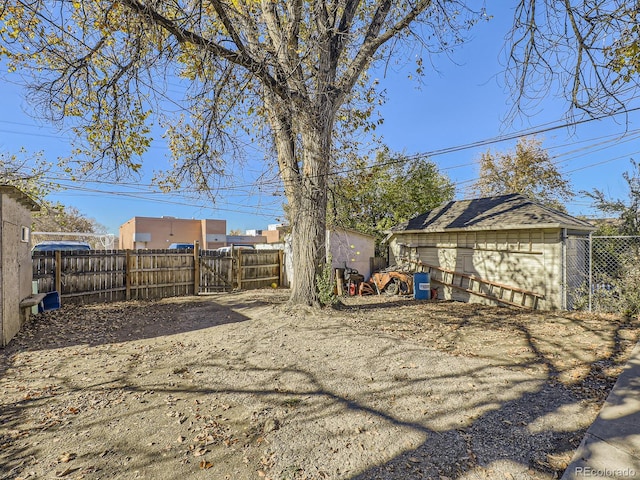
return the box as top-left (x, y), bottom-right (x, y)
top-left (7, 0), bottom-right (640, 210)
top-left (52, 183), bottom-right (282, 217)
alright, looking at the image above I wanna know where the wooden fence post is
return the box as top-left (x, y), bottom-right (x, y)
top-left (278, 249), bottom-right (284, 287)
top-left (193, 241), bottom-right (200, 295)
top-left (54, 250), bottom-right (62, 294)
top-left (236, 250), bottom-right (242, 290)
top-left (227, 256), bottom-right (234, 290)
top-left (125, 250), bottom-right (132, 301)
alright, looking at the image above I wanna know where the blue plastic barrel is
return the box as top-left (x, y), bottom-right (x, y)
top-left (413, 273), bottom-right (431, 300)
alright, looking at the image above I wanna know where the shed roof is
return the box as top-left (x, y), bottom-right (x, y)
top-left (328, 227), bottom-right (376, 240)
top-left (391, 194), bottom-right (594, 234)
top-left (0, 185), bottom-right (40, 212)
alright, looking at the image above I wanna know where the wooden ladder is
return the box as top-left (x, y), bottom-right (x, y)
top-left (410, 261), bottom-right (544, 310)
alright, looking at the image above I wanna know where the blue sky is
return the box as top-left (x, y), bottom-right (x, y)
top-left (1, 7), bottom-right (639, 235)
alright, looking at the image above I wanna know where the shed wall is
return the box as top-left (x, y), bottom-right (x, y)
top-left (328, 229), bottom-right (376, 281)
top-left (282, 229), bottom-right (376, 287)
top-left (389, 228), bottom-right (563, 309)
top-left (1, 194), bottom-right (35, 345)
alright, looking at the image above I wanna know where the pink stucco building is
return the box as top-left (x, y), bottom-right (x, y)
top-left (119, 216), bottom-right (227, 250)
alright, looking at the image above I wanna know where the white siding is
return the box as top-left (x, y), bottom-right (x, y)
top-left (328, 229), bottom-right (376, 280)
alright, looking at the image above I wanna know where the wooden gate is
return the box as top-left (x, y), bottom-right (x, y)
top-left (199, 250), bottom-right (235, 292)
top-left (235, 250), bottom-right (282, 290)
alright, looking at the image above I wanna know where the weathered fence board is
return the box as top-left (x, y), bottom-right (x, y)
top-left (238, 251), bottom-right (282, 289)
top-left (32, 248), bottom-right (284, 304)
top-left (33, 250), bottom-right (128, 303)
top-left (127, 250), bottom-right (195, 300)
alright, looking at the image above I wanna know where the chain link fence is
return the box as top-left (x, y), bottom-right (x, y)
top-left (566, 235), bottom-right (640, 315)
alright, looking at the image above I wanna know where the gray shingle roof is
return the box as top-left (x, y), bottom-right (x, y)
top-left (391, 194), bottom-right (594, 233)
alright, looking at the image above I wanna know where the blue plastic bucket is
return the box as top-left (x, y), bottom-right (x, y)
top-left (39, 291), bottom-right (61, 312)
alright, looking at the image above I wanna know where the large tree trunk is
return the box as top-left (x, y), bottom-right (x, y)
top-left (288, 118), bottom-right (330, 306)
top-left (264, 91), bottom-right (333, 306)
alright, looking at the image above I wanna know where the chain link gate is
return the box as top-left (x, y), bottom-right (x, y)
top-left (566, 235), bottom-right (640, 313)
top-left (564, 235), bottom-right (589, 311)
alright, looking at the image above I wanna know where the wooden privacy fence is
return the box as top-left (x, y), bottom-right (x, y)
top-left (32, 248), bottom-right (284, 304)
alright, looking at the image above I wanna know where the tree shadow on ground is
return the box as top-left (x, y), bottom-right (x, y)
top-left (0, 295), bottom-right (255, 355)
top-left (265, 302), bottom-right (637, 479)
top-left (560, 344), bottom-right (640, 479)
top-left (348, 383), bottom-right (585, 479)
top-left (0, 295), bottom-right (260, 479)
top-left (344, 309), bottom-right (638, 479)
top-left (1, 294), bottom-right (638, 479)
top-left (333, 296), bottom-right (416, 312)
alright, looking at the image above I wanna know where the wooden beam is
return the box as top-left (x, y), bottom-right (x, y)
top-left (335, 269), bottom-right (344, 296)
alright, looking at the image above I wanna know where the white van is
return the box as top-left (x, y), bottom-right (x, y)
top-left (215, 245), bottom-right (255, 255)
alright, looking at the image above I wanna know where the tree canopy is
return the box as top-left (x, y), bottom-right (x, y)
top-left (1, 150), bottom-right (106, 235)
top-left (0, 151), bottom-right (106, 242)
top-left (470, 137), bottom-right (573, 212)
top-left (508, 2), bottom-right (640, 116)
top-left (0, 150), bottom-right (54, 201)
top-left (329, 149), bottom-right (454, 256)
top-left (33, 204), bottom-right (107, 236)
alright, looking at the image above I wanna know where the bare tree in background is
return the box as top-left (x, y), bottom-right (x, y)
top-left (507, 2), bottom-right (640, 117)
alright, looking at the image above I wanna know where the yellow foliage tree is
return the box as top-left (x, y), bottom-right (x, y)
top-left (471, 137), bottom-right (573, 212)
top-left (1, 1), bottom-right (489, 306)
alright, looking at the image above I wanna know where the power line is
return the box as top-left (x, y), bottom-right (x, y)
top-left (28, 117), bottom-right (640, 212)
top-left (51, 182), bottom-right (282, 217)
top-left (9, 1), bottom-right (638, 171)
top-left (7, 0), bottom-right (640, 210)
top-left (564, 150), bottom-right (640, 175)
top-left (325, 107), bottom-right (640, 181)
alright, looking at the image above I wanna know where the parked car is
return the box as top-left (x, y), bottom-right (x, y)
top-left (168, 243), bottom-right (194, 250)
top-left (32, 241), bottom-right (91, 252)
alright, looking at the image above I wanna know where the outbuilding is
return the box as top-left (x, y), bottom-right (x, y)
top-left (282, 227), bottom-right (376, 287)
top-left (327, 228), bottom-right (376, 281)
top-left (387, 194), bottom-right (595, 310)
top-left (0, 185), bottom-right (40, 346)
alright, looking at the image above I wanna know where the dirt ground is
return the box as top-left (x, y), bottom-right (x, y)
top-left (1, 291), bottom-right (639, 480)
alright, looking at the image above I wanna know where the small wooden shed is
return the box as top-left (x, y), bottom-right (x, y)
top-left (387, 194), bottom-right (594, 310)
top-left (0, 185), bottom-right (40, 346)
